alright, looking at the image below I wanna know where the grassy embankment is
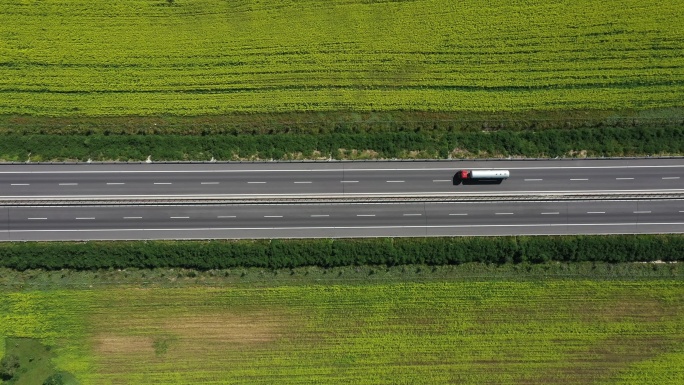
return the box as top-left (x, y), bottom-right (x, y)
top-left (0, 272), bottom-right (682, 384)
top-left (1, 0), bottom-right (683, 160)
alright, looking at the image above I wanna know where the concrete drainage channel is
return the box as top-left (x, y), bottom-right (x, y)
top-left (1, 193), bottom-right (684, 206)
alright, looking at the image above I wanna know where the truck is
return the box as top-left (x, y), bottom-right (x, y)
top-left (458, 169), bottom-right (510, 179)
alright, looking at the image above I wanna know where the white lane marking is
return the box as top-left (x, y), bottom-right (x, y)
top-left (264, 215), bottom-right (283, 218)
top-left (432, 179), bottom-right (451, 182)
top-left (403, 213), bottom-right (422, 216)
top-left (11, 183), bottom-right (30, 186)
top-left (449, 213), bottom-right (468, 216)
top-left (310, 214), bottom-right (330, 217)
top-left (294, 181), bottom-right (312, 184)
top-left (587, 211), bottom-right (605, 214)
top-left (27, 217), bottom-right (47, 220)
top-left (680, 211), bottom-right (684, 213)
top-left (16, 222), bottom-right (684, 234)
top-left (248, 181), bottom-right (267, 184)
top-left (357, 214), bottom-right (376, 217)
top-left (124, 217), bottom-right (142, 219)
top-left (217, 215), bottom-right (236, 218)
top-left (340, 180), bottom-right (359, 183)
top-left (75, 217), bottom-right (95, 220)
top-left (616, 177), bottom-right (634, 180)
top-left (570, 178), bottom-right (588, 181)
top-left (495, 213), bottom-right (514, 215)
top-left (634, 211), bottom-right (651, 214)
top-left (524, 179), bottom-right (543, 181)
top-left (541, 212), bottom-right (560, 215)
top-left (107, 182), bottom-right (125, 185)
top-left (170, 216), bottom-right (189, 219)
top-left (662, 177), bottom-right (680, 180)
top-left (386, 180), bottom-right (405, 183)
top-left (201, 182), bottom-right (219, 185)
top-left (59, 183), bottom-right (78, 186)
top-left (154, 182), bottom-right (172, 185)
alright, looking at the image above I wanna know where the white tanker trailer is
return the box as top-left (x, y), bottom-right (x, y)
top-left (458, 169), bottom-right (510, 179)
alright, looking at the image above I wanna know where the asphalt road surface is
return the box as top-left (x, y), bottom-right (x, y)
top-left (1, 159), bottom-right (683, 199)
top-left (2, 200), bottom-right (683, 241)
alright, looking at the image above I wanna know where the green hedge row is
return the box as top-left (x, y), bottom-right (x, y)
top-left (0, 235), bottom-right (681, 271)
top-left (1, 125), bottom-right (683, 161)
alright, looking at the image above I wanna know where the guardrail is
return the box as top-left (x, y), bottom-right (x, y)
top-left (2, 192), bottom-right (683, 206)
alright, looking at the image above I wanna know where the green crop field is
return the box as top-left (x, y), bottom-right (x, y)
top-left (0, 280), bottom-right (682, 384)
top-left (1, 0), bottom-right (683, 116)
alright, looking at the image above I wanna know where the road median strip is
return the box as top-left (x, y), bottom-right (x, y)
top-left (1, 191), bottom-right (684, 206)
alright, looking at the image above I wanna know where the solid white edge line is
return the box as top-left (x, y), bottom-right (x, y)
top-left (4, 164), bottom-right (684, 175)
top-left (10, 222), bottom-right (684, 233)
top-left (5, 188), bottom-right (684, 200)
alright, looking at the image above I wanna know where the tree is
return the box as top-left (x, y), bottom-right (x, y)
top-left (0, 354), bottom-right (20, 380)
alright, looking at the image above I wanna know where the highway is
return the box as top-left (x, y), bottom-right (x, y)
top-left (1, 159), bottom-right (683, 240)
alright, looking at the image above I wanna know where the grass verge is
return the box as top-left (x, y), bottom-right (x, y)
top-left (1, 110), bottom-right (683, 161)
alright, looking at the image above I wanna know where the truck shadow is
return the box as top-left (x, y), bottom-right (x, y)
top-left (452, 174), bottom-right (504, 185)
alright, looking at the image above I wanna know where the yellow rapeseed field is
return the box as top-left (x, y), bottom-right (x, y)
top-left (0, 0), bottom-right (682, 115)
top-left (0, 281), bottom-right (682, 384)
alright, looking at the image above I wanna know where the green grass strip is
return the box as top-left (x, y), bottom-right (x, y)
top-left (1, 125), bottom-right (683, 161)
